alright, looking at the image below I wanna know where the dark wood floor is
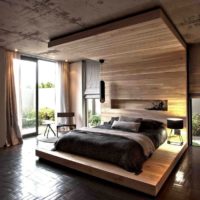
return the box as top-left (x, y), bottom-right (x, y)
top-left (0, 138), bottom-right (200, 200)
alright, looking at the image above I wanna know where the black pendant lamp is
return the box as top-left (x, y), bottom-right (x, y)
top-left (99, 59), bottom-right (105, 103)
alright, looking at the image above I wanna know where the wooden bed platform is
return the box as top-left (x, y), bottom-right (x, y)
top-left (36, 142), bottom-right (187, 196)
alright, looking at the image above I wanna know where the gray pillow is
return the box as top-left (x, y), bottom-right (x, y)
top-left (119, 116), bottom-right (142, 123)
top-left (109, 117), bottom-right (119, 125)
top-left (111, 120), bottom-right (141, 132)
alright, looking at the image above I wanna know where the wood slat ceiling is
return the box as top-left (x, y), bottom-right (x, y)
top-left (0, 0), bottom-right (199, 61)
top-left (49, 10), bottom-right (185, 62)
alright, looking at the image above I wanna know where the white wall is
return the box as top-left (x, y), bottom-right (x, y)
top-left (69, 61), bottom-right (84, 128)
top-left (0, 48), bottom-right (7, 147)
top-left (192, 99), bottom-right (200, 114)
top-left (39, 88), bottom-right (55, 109)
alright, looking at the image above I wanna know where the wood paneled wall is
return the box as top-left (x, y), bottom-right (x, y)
top-left (101, 49), bottom-right (187, 123)
top-left (99, 11), bottom-right (187, 124)
top-left (50, 9), bottom-right (187, 125)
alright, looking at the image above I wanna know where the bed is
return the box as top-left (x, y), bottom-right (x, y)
top-left (54, 117), bottom-right (167, 174)
top-left (36, 117), bottom-right (187, 196)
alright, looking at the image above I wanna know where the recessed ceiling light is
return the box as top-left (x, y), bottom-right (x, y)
top-left (65, 59), bottom-right (68, 62)
top-left (14, 49), bottom-right (18, 52)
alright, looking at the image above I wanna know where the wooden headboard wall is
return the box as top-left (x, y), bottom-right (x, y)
top-left (101, 50), bottom-right (187, 124)
top-left (100, 12), bottom-right (187, 124)
top-left (48, 9), bottom-right (187, 126)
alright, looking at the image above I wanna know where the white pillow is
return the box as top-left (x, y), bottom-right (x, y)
top-left (111, 120), bottom-right (141, 132)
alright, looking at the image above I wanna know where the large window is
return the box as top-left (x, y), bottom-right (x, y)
top-left (14, 58), bottom-right (37, 136)
top-left (14, 57), bottom-right (57, 136)
top-left (86, 98), bottom-right (101, 127)
top-left (84, 60), bottom-right (101, 127)
top-left (38, 60), bottom-right (56, 134)
top-left (191, 98), bottom-right (200, 146)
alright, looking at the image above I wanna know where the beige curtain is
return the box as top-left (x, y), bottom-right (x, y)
top-left (0, 48), bottom-right (7, 147)
top-left (5, 51), bottom-right (22, 146)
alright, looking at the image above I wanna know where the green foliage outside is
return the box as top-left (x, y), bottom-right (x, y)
top-left (192, 141), bottom-right (200, 146)
top-left (22, 109), bottom-right (36, 128)
top-left (89, 115), bottom-right (101, 127)
top-left (22, 107), bottom-right (55, 128)
top-left (39, 82), bottom-right (55, 88)
top-left (192, 114), bottom-right (200, 136)
top-left (39, 107), bottom-right (55, 123)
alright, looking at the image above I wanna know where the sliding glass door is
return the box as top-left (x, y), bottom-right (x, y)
top-left (14, 57), bottom-right (57, 137)
top-left (14, 58), bottom-right (37, 136)
top-left (191, 98), bottom-right (200, 146)
top-left (38, 60), bottom-right (56, 134)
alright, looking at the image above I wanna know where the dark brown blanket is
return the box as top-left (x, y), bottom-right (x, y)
top-left (55, 129), bottom-right (148, 174)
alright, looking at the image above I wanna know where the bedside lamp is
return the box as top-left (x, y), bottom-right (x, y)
top-left (167, 118), bottom-right (183, 145)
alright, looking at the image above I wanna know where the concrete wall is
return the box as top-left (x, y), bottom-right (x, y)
top-left (69, 61), bottom-right (84, 128)
top-left (39, 88), bottom-right (55, 109)
top-left (0, 48), bottom-right (7, 147)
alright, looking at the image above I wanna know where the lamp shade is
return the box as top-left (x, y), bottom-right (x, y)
top-left (100, 80), bottom-right (105, 103)
top-left (167, 118), bottom-right (183, 129)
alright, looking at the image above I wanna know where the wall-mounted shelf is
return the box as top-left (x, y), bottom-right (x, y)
top-left (111, 99), bottom-right (168, 111)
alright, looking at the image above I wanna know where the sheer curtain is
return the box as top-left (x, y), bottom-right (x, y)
top-left (5, 51), bottom-right (22, 146)
top-left (56, 61), bottom-right (70, 124)
top-left (13, 57), bottom-right (22, 131)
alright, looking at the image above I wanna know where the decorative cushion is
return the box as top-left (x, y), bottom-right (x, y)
top-left (119, 116), bottom-right (142, 122)
top-left (111, 120), bottom-right (141, 132)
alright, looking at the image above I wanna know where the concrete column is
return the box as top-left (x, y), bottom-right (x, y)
top-left (69, 61), bottom-right (84, 128)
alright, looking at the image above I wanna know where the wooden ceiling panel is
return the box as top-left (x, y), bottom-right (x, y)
top-left (49, 9), bottom-right (185, 62)
top-left (0, 0), bottom-right (198, 60)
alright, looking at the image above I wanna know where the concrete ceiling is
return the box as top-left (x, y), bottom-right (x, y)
top-left (0, 0), bottom-right (199, 61)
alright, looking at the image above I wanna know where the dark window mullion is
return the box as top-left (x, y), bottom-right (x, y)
top-left (36, 60), bottom-right (39, 135)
